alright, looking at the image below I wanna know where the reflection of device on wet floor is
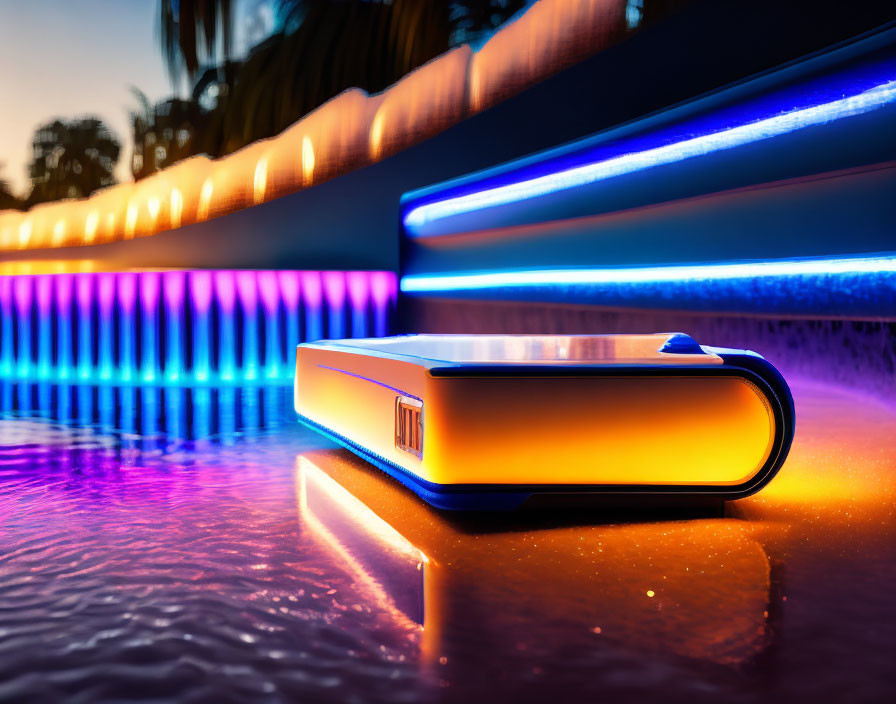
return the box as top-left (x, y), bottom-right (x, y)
top-left (294, 333), bottom-right (794, 510)
top-left (296, 450), bottom-right (775, 668)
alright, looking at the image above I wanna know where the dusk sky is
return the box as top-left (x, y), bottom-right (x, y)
top-left (0, 0), bottom-right (272, 197)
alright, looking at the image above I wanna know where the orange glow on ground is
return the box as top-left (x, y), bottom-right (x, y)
top-left (296, 457), bottom-right (427, 634)
top-left (733, 381), bottom-right (896, 526)
top-left (298, 450), bottom-right (773, 668)
top-left (296, 378), bottom-right (896, 678)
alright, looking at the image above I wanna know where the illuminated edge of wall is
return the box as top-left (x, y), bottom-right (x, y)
top-left (399, 255), bottom-right (896, 315)
top-left (0, 270), bottom-right (397, 386)
top-left (402, 73), bottom-right (896, 234)
top-left (0, 0), bottom-right (631, 254)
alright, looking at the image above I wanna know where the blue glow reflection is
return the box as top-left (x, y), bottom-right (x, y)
top-left (0, 380), bottom-right (294, 442)
top-left (400, 254), bottom-right (896, 314)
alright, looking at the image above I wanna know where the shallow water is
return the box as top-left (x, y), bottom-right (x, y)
top-left (0, 380), bottom-right (894, 703)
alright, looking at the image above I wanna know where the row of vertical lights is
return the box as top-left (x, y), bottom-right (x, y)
top-left (0, 270), bottom-right (397, 385)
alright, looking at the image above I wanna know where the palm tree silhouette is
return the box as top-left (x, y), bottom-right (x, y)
top-left (27, 118), bottom-right (121, 206)
top-left (159, 0), bottom-right (525, 154)
top-left (129, 87), bottom-right (208, 179)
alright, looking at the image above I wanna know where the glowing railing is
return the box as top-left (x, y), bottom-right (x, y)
top-left (0, 0), bottom-right (627, 253)
top-left (0, 270), bottom-right (397, 385)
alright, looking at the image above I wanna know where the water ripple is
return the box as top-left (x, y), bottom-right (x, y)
top-left (0, 387), bottom-right (425, 703)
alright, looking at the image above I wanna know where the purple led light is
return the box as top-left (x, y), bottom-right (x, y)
top-left (214, 270), bottom-right (237, 313)
top-left (76, 274), bottom-right (93, 379)
top-left (322, 272), bottom-right (347, 339)
top-left (118, 273), bottom-right (138, 380)
top-left (190, 270), bottom-right (213, 313)
top-left (278, 271), bottom-right (300, 308)
top-left (189, 270), bottom-right (213, 382)
top-left (36, 276), bottom-right (52, 315)
top-left (0, 278), bottom-right (12, 309)
top-left (258, 271), bottom-right (280, 315)
top-left (322, 271), bottom-right (346, 310)
top-left (300, 271), bottom-right (323, 309)
top-left (76, 273), bottom-right (92, 309)
top-left (163, 271), bottom-right (186, 310)
top-left (236, 271), bottom-right (258, 311)
top-left (346, 272), bottom-right (370, 338)
top-left (97, 274), bottom-right (116, 379)
top-left (162, 271), bottom-right (186, 382)
top-left (0, 278), bottom-right (12, 375)
top-left (140, 272), bottom-right (161, 314)
top-left (236, 271), bottom-right (259, 380)
top-left (258, 271), bottom-right (282, 378)
top-left (56, 274), bottom-right (73, 311)
top-left (55, 275), bottom-right (74, 379)
top-left (278, 271), bottom-right (301, 366)
top-left (36, 277), bottom-right (53, 376)
top-left (140, 272), bottom-right (161, 382)
top-left (97, 274), bottom-right (115, 313)
top-left (370, 271), bottom-right (395, 338)
top-left (370, 271), bottom-right (396, 308)
top-left (14, 276), bottom-right (33, 311)
top-left (346, 272), bottom-right (369, 310)
top-left (14, 277), bottom-right (34, 377)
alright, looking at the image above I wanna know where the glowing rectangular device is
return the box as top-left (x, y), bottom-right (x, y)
top-left (294, 333), bottom-right (794, 510)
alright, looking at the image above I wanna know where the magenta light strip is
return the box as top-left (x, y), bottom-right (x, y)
top-left (0, 277), bottom-right (13, 376)
top-left (258, 271), bottom-right (282, 380)
top-left (190, 270), bottom-right (212, 383)
top-left (56, 275), bottom-right (73, 380)
top-left (141, 272), bottom-right (161, 382)
top-left (237, 270), bottom-right (260, 381)
top-left (0, 270), bottom-right (396, 385)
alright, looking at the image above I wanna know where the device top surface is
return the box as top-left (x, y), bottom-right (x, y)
top-left (302, 333), bottom-right (726, 366)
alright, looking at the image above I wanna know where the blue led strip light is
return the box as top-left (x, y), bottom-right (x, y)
top-left (400, 255), bottom-right (896, 292)
top-left (403, 79), bottom-right (896, 233)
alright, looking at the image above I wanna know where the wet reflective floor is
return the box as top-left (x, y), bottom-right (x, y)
top-left (0, 379), bottom-right (894, 703)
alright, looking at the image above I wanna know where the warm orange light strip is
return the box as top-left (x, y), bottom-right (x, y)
top-left (0, 0), bottom-right (627, 253)
top-left (296, 457), bottom-right (428, 631)
top-left (0, 261), bottom-right (181, 276)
